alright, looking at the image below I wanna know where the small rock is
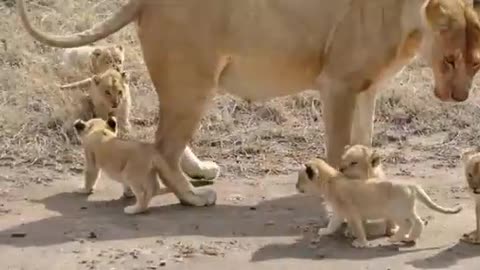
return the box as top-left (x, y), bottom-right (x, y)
top-left (249, 206), bottom-right (257, 211)
top-left (80, 206), bottom-right (88, 210)
top-left (265, 220), bottom-right (275, 226)
top-left (88, 232), bottom-right (97, 239)
top-left (159, 260), bottom-right (167, 267)
top-left (10, 232), bottom-right (26, 238)
top-left (174, 257), bottom-right (183, 263)
top-left (156, 239), bottom-right (165, 245)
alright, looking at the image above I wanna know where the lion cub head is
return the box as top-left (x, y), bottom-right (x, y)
top-left (92, 68), bottom-right (129, 109)
top-left (90, 45), bottom-right (125, 74)
top-left (296, 158), bottom-right (338, 194)
top-left (74, 116), bottom-right (118, 142)
top-left (462, 148), bottom-right (480, 196)
top-left (339, 144), bottom-right (383, 179)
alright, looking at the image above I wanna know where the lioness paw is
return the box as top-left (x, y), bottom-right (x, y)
top-left (191, 161), bottom-right (220, 180)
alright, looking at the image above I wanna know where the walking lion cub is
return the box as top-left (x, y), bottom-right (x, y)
top-left (296, 158), bottom-right (462, 248)
top-left (73, 116), bottom-right (213, 214)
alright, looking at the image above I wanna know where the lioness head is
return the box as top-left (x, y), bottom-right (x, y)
top-left (92, 69), bottom-right (129, 109)
top-left (339, 144), bottom-right (381, 179)
top-left (422, 0), bottom-right (480, 102)
top-left (73, 116), bottom-right (118, 142)
top-left (90, 45), bottom-right (125, 74)
top-left (296, 158), bottom-right (337, 194)
top-left (461, 147), bottom-right (480, 195)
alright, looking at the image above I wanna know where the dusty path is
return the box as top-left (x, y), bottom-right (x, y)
top-left (0, 151), bottom-right (479, 270)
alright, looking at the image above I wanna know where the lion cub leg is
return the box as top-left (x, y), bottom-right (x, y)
top-left (388, 218), bottom-right (415, 243)
top-left (346, 213), bottom-right (368, 248)
top-left (123, 171), bottom-right (157, 215)
top-left (403, 215), bottom-right (424, 243)
top-left (318, 212), bottom-right (344, 236)
top-left (122, 184), bottom-right (135, 198)
top-left (78, 153), bottom-right (100, 194)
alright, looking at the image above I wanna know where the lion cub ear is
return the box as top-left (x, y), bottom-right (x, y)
top-left (461, 148), bottom-right (480, 164)
top-left (92, 75), bottom-right (101, 85)
top-left (92, 48), bottom-right (102, 58)
top-left (106, 116), bottom-right (117, 132)
top-left (115, 45), bottom-right (124, 52)
top-left (305, 163), bottom-right (318, 181)
top-left (343, 144), bottom-right (352, 152)
top-left (73, 119), bottom-right (86, 132)
top-left (120, 71), bottom-right (128, 80)
top-left (371, 150), bottom-right (381, 168)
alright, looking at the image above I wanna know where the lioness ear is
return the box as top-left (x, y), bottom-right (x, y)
top-left (371, 151), bottom-right (381, 168)
top-left (73, 119), bottom-right (86, 132)
top-left (305, 164), bottom-right (317, 180)
top-left (107, 116), bottom-right (117, 132)
top-left (424, 0), bottom-right (454, 32)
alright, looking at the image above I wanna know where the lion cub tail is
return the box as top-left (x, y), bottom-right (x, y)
top-left (413, 185), bottom-right (462, 214)
top-left (59, 77), bottom-right (93, 90)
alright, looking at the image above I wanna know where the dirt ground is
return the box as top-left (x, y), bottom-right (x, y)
top-left (2, 0), bottom-right (480, 269)
top-left (1, 136), bottom-right (480, 270)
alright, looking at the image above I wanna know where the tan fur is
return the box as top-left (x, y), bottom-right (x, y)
top-left (460, 148), bottom-right (480, 244)
top-left (17, 0), bottom-right (480, 206)
top-left (296, 158), bottom-right (462, 248)
top-left (61, 45), bottom-right (125, 75)
top-left (62, 68), bottom-right (132, 137)
top-left (73, 117), bottom-right (215, 214)
top-left (339, 144), bottom-right (397, 238)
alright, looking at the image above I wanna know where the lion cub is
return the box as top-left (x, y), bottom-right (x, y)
top-left (296, 158), bottom-right (462, 248)
top-left (73, 116), bottom-right (212, 214)
top-left (460, 149), bottom-right (480, 244)
top-left (340, 144), bottom-right (397, 237)
top-left (62, 68), bottom-right (131, 137)
top-left (61, 44), bottom-right (125, 76)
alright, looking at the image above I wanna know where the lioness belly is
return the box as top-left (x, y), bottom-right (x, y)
top-left (219, 55), bottom-right (320, 101)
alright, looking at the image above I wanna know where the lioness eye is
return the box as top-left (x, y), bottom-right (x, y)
top-left (469, 173), bottom-right (473, 178)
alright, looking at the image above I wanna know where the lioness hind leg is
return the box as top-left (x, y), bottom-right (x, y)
top-left (181, 146), bottom-right (220, 180)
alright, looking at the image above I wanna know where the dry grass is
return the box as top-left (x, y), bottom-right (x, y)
top-left (2, 0), bottom-right (480, 179)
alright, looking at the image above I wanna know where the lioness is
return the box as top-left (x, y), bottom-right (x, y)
top-left (73, 116), bottom-right (215, 214)
top-left (17, 0), bottom-right (480, 206)
top-left (296, 158), bottom-right (462, 248)
top-left (339, 144), bottom-right (397, 237)
top-left (460, 148), bottom-right (480, 244)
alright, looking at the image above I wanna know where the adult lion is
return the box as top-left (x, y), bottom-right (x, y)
top-left (17, 0), bottom-right (480, 206)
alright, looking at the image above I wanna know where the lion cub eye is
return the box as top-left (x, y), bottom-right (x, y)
top-left (350, 161), bottom-right (358, 166)
top-left (472, 62), bottom-right (480, 71)
top-left (468, 173), bottom-right (473, 179)
top-left (105, 90), bottom-right (111, 96)
top-left (443, 55), bottom-right (455, 69)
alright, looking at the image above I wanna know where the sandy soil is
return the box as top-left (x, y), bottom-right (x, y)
top-left (1, 138), bottom-right (479, 270)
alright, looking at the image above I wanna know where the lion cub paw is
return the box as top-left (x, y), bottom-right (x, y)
top-left (76, 187), bottom-right (93, 195)
top-left (461, 230), bottom-right (480, 245)
top-left (351, 239), bottom-right (368, 248)
top-left (124, 205), bottom-right (147, 215)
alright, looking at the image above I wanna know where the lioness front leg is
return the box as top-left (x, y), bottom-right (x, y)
top-left (319, 84), bottom-right (356, 167)
top-left (462, 202), bottom-right (480, 244)
top-left (116, 102), bottom-right (131, 137)
top-left (181, 146), bottom-right (220, 180)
